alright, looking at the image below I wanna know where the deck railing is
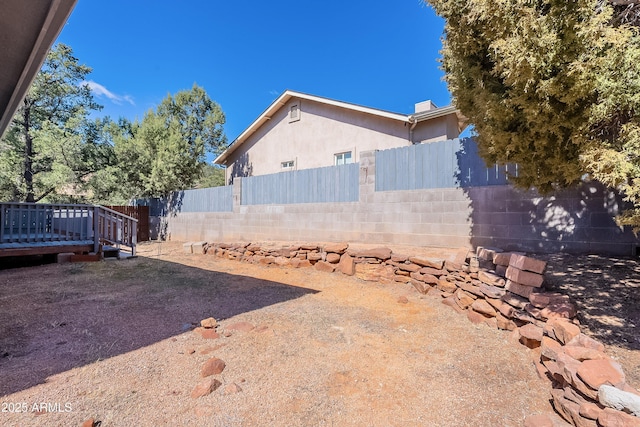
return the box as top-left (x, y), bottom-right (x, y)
top-left (0, 203), bottom-right (137, 256)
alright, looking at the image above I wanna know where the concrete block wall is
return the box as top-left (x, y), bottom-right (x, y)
top-left (161, 150), bottom-right (639, 256)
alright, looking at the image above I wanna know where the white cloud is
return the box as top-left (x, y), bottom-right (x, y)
top-left (83, 80), bottom-right (135, 106)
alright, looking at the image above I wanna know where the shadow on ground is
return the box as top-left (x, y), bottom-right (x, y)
top-left (542, 253), bottom-right (640, 350)
top-left (0, 256), bottom-right (318, 396)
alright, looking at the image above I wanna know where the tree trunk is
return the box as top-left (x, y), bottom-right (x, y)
top-left (22, 100), bottom-right (35, 203)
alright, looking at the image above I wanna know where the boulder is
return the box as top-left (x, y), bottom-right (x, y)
top-left (338, 253), bottom-right (355, 275)
top-left (598, 385), bottom-right (640, 417)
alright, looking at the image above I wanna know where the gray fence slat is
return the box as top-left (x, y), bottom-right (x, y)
top-left (375, 138), bottom-right (518, 191)
top-left (241, 163), bottom-right (359, 205)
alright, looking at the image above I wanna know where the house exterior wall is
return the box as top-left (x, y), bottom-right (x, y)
top-left (223, 97), bottom-right (458, 183)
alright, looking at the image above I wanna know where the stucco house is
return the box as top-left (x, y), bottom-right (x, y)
top-left (214, 90), bottom-right (467, 183)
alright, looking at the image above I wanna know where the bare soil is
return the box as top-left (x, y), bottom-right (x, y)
top-left (0, 241), bottom-right (637, 426)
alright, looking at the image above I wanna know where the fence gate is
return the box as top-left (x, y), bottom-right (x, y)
top-left (105, 206), bottom-right (150, 242)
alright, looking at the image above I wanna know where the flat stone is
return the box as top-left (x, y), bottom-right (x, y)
top-left (467, 309), bottom-right (492, 325)
top-left (471, 299), bottom-right (497, 317)
top-left (200, 317), bottom-right (218, 329)
top-left (541, 302), bottom-right (578, 320)
top-left (599, 385), bottom-right (640, 417)
top-left (549, 319), bottom-right (581, 345)
top-left (338, 253), bottom-right (355, 275)
top-left (455, 289), bottom-right (475, 309)
top-left (519, 324), bottom-right (544, 348)
top-left (296, 259), bottom-right (313, 268)
top-left (598, 407), bottom-right (640, 427)
top-left (478, 270), bottom-right (506, 287)
top-left (410, 272), bottom-right (439, 285)
top-left (410, 279), bottom-right (429, 294)
top-left (510, 254), bottom-right (547, 274)
top-left (530, 292), bottom-right (570, 308)
top-left (442, 296), bottom-right (464, 313)
top-left (419, 267), bottom-right (447, 276)
top-left (506, 280), bottom-right (535, 298)
top-left (444, 260), bottom-right (463, 272)
top-left (274, 256), bottom-right (291, 267)
top-left (324, 242), bottom-right (349, 254)
top-left (506, 266), bottom-right (544, 287)
top-left (307, 252), bottom-right (323, 261)
top-left (541, 336), bottom-right (563, 361)
top-left (579, 402), bottom-right (604, 420)
top-left (566, 334), bottom-right (605, 352)
top-left (479, 283), bottom-right (506, 299)
top-left (551, 389), bottom-right (583, 426)
top-left (81, 418), bottom-right (96, 427)
top-left (502, 292), bottom-right (530, 309)
top-left (578, 359), bottom-right (626, 390)
top-left (355, 247), bottom-right (392, 260)
top-left (495, 312), bottom-right (517, 330)
top-left (458, 281), bottom-right (483, 297)
top-left (408, 256), bottom-right (444, 269)
top-left (391, 253), bottom-right (409, 263)
top-left (226, 322), bottom-right (255, 332)
top-left (201, 358), bottom-right (226, 377)
top-left (396, 263), bottom-right (421, 273)
top-left (191, 378), bottom-right (222, 398)
top-left (436, 278), bottom-right (458, 293)
top-left (563, 345), bottom-right (607, 362)
top-left (452, 247), bottom-right (469, 265)
top-left (315, 260), bottom-right (336, 273)
top-left (477, 246), bottom-right (501, 261)
top-left (393, 275), bottom-right (412, 283)
top-left (493, 252), bottom-right (522, 266)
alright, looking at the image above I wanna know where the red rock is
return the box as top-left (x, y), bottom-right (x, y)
top-left (396, 263), bottom-right (421, 273)
top-left (200, 317), bottom-right (218, 328)
top-left (436, 278), bottom-right (458, 293)
top-left (493, 252), bottom-right (522, 266)
top-left (496, 313), bottom-right (517, 330)
top-left (324, 242), bottom-right (349, 254)
top-left (541, 302), bottom-right (578, 320)
top-left (408, 256), bottom-right (444, 269)
top-left (355, 247), bottom-right (392, 260)
top-left (529, 292), bottom-right (570, 308)
top-left (410, 272), bottom-right (439, 285)
top-left (315, 261), bottom-right (336, 273)
top-left (201, 358), bottom-right (226, 377)
top-left (444, 260), bottom-right (463, 272)
top-left (551, 389), bottom-right (582, 426)
top-left (355, 263), bottom-right (385, 281)
top-left (506, 266), bottom-right (544, 287)
top-left (307, 252), bottom-right (323, 261)
top-left (419, 267), bottom-right (447, 276)
top-left (479, 283), bottom-right (506, 299)
top-left (577, 359), bottom-right (626, 390)
top-left (338, 254), bottom-right (355, 275)
top-left (510, 254), bottom-right (547, 274)
top-left (478, 270), bottom-right (506, 287)
top-left (579, 402), bottom-right (603, 420)
top-left (452, 247), bottom-right (469, 264)
top-left (397, 296), bottom-right (409, 304)
top-left (519, 324), bottom-right (544, 348)
top-left (227, 321), bottom-right (255, 332)
top-left (563, 345), bottom-right (607, 361)
top-left (191, 378), bottom-right (222, 398)
top-left (393, 274), bottom-right (412, 283)
top-left (502, 292), bottom-right (530, 309)
top-left (224, 383), bottom-right (243, 394)
top-left (455, 289), bottom-right (475, 309)
top-left (495, 264), bottom-right (507, 277)
top-left (391, 253), bottom-right (409, 262)
top-left (81, 418), bottom-right (96, 427)
top-left (410, 279), bottom-right (429, 294)
top-left (467, 309), bottom-right (491, 324)
top-left (259, 256), bottom-right (275, 265)
top-left (506, 280), bottom-right (535, 298)
top-left (598, 408), bottom-right (640, 427)
top-left (296, 259), bottom-right (313, 268)
top-left (548, 319), bottom-right (581, 345)
top-left (458, 281), bottom-right (483, 297)
top-left (274, 256), bottom-right (291, 267)
top-left (567, 334), bottom-right (605, 352)
top-left (325, 253), bottom-right (341, 264)
top-left (442, 296), bottom-right (464, 313)
top-left (541, 336), bottom-right (563, 361)
top-left (471, 299), bottom-right (497, 317)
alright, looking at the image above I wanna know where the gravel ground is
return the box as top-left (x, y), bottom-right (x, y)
top-left (0, 241), bottom-right (591, 426)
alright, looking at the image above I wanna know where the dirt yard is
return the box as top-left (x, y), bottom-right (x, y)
top-left (0, 241), bottom-right (638, 426)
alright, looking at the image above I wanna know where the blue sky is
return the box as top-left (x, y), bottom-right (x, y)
top-left (56, 1), bottom-right (450, 148)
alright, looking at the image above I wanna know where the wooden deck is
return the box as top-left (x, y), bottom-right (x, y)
top-left (0, 203), bottom-right (137, 258)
